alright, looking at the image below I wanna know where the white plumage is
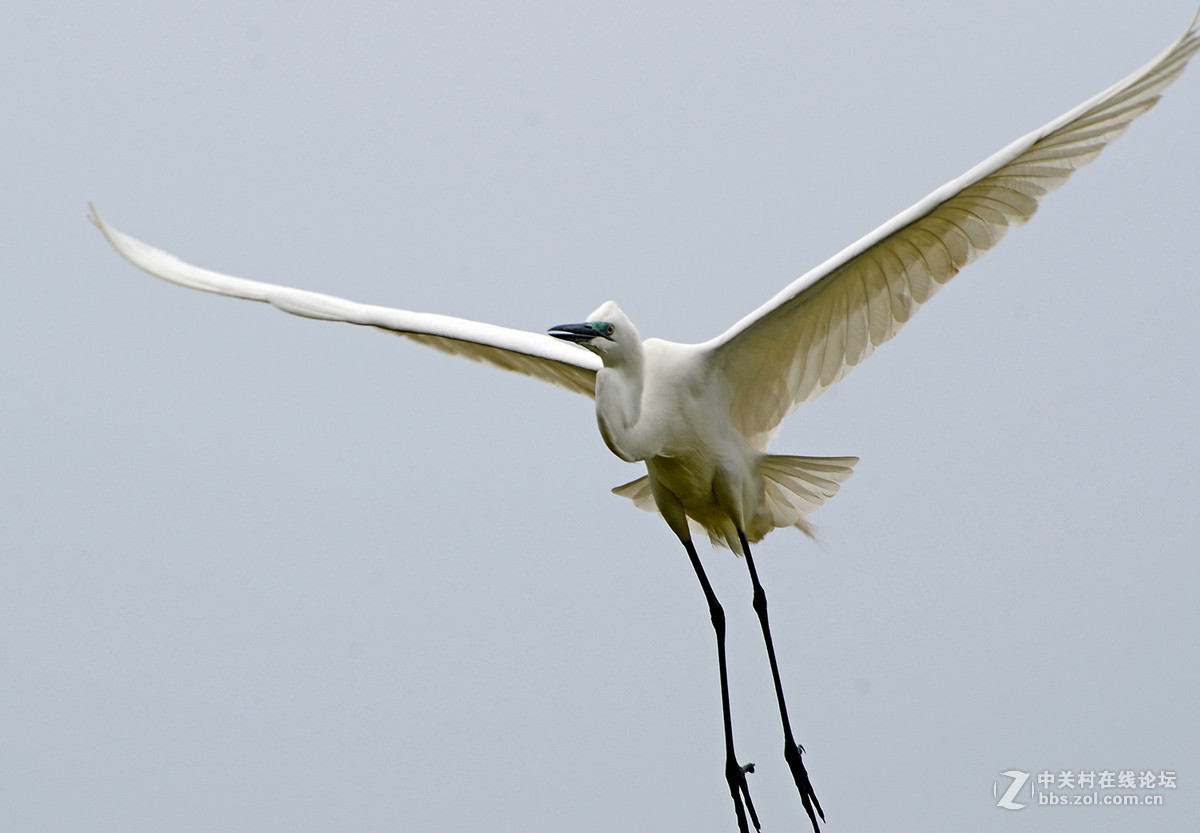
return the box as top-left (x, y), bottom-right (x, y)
top-left (91, 12), bottom-right (1199, 833)
top-left (91, 12), bottom-right (1199, 552)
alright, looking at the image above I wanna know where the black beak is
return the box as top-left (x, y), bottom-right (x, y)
top-left (548, 323), bottom-right (597, 344)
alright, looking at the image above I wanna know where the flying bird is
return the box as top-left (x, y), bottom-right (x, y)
top-left (91, 12), bottom-right (1199, 833)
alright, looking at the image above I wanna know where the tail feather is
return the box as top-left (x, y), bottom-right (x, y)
top-left (758, 455), bottom-right (857, 538)
top-left (611, 475), bottom-right (710, 540)
top-left (612, 454), bottom-right (858, 545)
top-left (611, 475), bottom-right (656, 512)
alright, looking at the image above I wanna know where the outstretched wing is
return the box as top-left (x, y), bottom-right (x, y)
top-left (90, 207), bottom-right (600, 398)
top-left (703, 13), bottom-right (1200, 449)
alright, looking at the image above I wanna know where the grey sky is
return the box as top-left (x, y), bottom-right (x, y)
top-left (4, 2), bottom-right (1198, 831)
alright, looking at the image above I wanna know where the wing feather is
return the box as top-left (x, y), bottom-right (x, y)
top-left (90, 208), bottom-right (599, 398)
top-left (704, 14), bottom-right (1200, 448)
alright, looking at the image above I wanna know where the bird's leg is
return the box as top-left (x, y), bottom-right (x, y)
top-left (683, 538), bottom-right (761, 833)
top-left (738, 530), bottom-right (825, 833)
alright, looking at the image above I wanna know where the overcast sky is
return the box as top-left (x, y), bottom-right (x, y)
top-left (4, 2), bottom-right (1199, 831)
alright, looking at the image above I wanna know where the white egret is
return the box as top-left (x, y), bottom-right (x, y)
top-left (91, 12), bottom-right (1199, 833)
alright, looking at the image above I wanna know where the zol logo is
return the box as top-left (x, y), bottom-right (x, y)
top-left (995, 770), bottom-right (1031, 810)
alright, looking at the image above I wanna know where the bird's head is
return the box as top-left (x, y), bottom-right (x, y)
top-left (549, 300), bottom-right (640, 364)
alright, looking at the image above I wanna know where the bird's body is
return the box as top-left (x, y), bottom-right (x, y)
top-left (91, 11), bottom-right (1200, 833)
top-left (567, 302), bottom-right (856, 549)
top-left (610, 340), bottom-right (762, 548)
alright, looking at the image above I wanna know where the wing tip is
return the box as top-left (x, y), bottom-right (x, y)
top-left (87, 202), bottom-right (106, 233)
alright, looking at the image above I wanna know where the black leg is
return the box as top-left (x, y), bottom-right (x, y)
top-left (738, 530), bottom-right (825, 833)
top-left (683, 538), bottom-right (760, 833)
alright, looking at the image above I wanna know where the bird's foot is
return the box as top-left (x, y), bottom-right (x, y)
top-left (784, 741), bottom-right (825, 833)
top-left (725, 758), bottom-right (761, 833)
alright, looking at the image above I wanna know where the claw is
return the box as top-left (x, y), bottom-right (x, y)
top-left (725, 758), bottom-right (761, 833)
top-left (784, 741), bottom-right (825, 832)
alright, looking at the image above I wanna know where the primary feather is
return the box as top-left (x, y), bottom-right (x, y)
top-left (89, 208), bottom-right (600, 398)
top-left (702, 14), bottom-right (1200, 450)
top-left (92, 12), bottom-right (1199, 549)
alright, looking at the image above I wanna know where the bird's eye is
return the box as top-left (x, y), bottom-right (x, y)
top-left (605, 324), bottom-right (615, 336)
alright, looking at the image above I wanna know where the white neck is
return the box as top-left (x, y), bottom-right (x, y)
top-left (594, 345), bottom-right (650, 462)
